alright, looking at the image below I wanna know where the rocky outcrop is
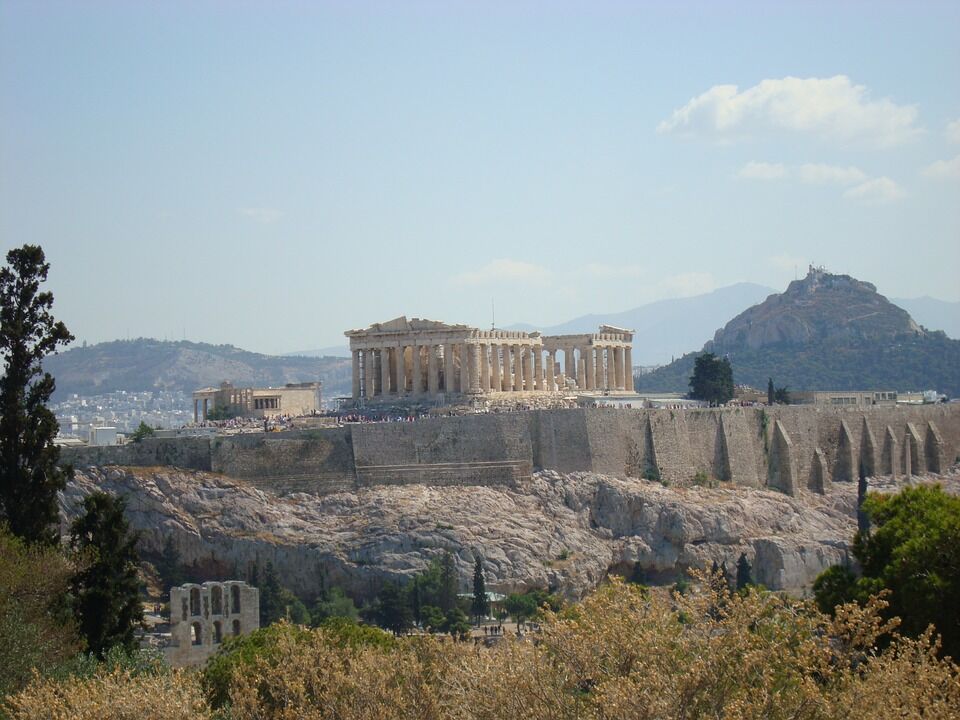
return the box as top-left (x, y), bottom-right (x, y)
top-left (709, 267), bottom-right (922, 352)
top-left (58, 465), bottom-right (944, 602)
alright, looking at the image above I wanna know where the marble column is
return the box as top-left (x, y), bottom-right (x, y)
top-left (491, 342), bottom-right (502, 391)
top-left (411, 345), bottom-right (423, 395)
top-left (617, 347), bottom-right (628, 390)
top-left (427, 345), bottom-right (439, 394)
top-left (194, 400), bottom-right (199, 423)
top-left (585, 346), bottom-right (595, 391)
top-left (442, 343), bottom-right (454, 393)
top-left (533, 348), bottom-right (543, 390)
top-left (470, 344), bottom-right (481, 393)
top-left (479, 344), bottom-right (490, 391)
top-left (600, 347), bottom-right (610, 389)
top-left (523, 345), bottom-right (534, 391)
top-left (577, 348), bottom-right (586, 389)
top-left (394, 346), bottom-right (405, 395)
top-left (512, 345), bottom-right (523, 391)
top-left (352, 350), bottom-right (361, 399)
top-left (459, 344), bottom-right (469, 393)
top-left (624, 345), bottom-right (634, 392)
top-left (564, 347), bottom-right (574, 381)
top-left (380, 347), bottom-right (391, 395)
top-left (202, 398), bottom-right (208, 421)
top-left (501, 344), bottom-right (511, 390)
top-left (547, 349), bottom-right (556, 391)
top-left (610, 347), bottom-right (620, 390)
top-left (365, 349), bottom-right (376, 398)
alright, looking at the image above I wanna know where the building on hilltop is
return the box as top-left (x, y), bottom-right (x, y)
top-left (164, 580), bottom-right (259, 667)
top-left (792, 390), bottom-right (899, 407)
top-left (192, 381), bottom-right (321, 422)
top-left (344, 316), bottom-right (634, 402)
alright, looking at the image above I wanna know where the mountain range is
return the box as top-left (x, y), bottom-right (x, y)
top-left (45, 339), bottom-right (351, 400)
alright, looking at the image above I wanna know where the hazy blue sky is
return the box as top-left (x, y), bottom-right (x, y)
top-left (2, 1), bottom-right (958, 354)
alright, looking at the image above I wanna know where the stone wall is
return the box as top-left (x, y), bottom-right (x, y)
top-left (62, 405), bottom-right (960, 496)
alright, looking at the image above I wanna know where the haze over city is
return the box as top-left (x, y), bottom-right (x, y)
top-left (2, 1), bottom-right (958, 354)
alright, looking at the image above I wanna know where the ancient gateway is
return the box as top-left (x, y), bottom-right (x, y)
top-left (345, 317), bottom-right (634, 401)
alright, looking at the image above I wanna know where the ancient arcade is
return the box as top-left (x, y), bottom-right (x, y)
top-left (165, 581), bottom-right (259, 666)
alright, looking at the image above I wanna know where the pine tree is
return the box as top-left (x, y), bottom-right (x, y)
top-left (0, 245), bottom-right (74, 546)
top-left (259, 561), bottom-right (281, 626)
top-left (155, 534), bottom-right (185, 589)
top-left (69, 492), bottom-right (144, 658)
top-left (471, 556), bottom-right (488, 623)
top-left (767, 378), bottom-right (775, 405)
top-left (736, 553), bottom-right (753, 590)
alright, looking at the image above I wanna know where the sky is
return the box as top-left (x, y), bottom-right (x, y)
top-left (2, 1), bottom-right (958, 354)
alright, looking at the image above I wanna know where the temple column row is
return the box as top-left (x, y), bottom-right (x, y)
top-left (353, 340), bottom-right (626, 399)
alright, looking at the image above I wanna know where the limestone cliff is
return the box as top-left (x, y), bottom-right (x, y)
top-left (59, 464), bottom-right (937, 602)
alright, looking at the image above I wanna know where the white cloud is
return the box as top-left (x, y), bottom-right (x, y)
top-left (797, 163), bottom-right (868, 185)
top-left (658, 75), bottom-right (921, 147)
top-left (238, 207), bottom-right (284, 224)
top-left (453, 259), bottom-right (553, 287)
top-left (842, 177), bottom-right (904, 203)
top-left (946, 118), bottom-right (960, 144)
top-left (585, 263), bottom-right (645, 279)
top-left (922, 154), bottom-right (960, 180)
top-left (737, 161), bottom-right (787, 180)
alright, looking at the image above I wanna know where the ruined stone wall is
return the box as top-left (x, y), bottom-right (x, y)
top-left (63, 405), bottom-right (960, 497)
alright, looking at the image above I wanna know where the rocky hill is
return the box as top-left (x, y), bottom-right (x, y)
top-left (636, 268), bottom-right (960, 396)
top-left (61, 465), bottom-right (876, 602)
top-left (44, 338), bottom-right (352, 400)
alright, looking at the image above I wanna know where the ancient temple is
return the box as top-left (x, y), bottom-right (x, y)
top-left (344, 316), bottom-right (633, 401)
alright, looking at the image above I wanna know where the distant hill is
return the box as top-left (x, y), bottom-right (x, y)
top-left (284, 345), bottom-right (351, 358)
top-left (636, 269), bottom-right (960, 396)
top-left (510, 283), bottom-right (776, 365)
top-left (892, 296), bottom-right (960, 339)
top-left (45, 339), bottom-right (352, 400)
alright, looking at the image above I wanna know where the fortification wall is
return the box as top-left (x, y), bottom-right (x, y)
top-left (62, 405), bottom-right (960, 497)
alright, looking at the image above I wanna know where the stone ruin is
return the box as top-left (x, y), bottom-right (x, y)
top-left (164, 580), bottom-right (259, 667)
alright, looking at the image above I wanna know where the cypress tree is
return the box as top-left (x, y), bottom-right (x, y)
top-left (69, 492), bottom-right (144, 658)
top-left (0, 245), bottom-right (74, 546)
top-left (471, 556), bottom-right (489, 623)
top-left (767, 378), bottom-right (775, 405)
top-left (736, 553), bottom-right (753, 590)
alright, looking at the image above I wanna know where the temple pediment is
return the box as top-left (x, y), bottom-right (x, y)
top-left (346, 316), bottom-right (471, 336)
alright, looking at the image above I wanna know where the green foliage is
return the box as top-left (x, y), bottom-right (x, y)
top-left (504, 588), bottom-right (562, 628)
top-left (0, 527), bottom-right (81, 698)
top-left (204, 405), bottom-right (237, 422)
top-left (154, 535), bottom-right (185, 590)
top-left (443, 607), bottom-right (471, 638)
top-left (0, 245), bottom-right (74, 546)
top-left (364, 581), bottom-right (414, 634)
top-left (316, 616), bottom-right (396, 650)
top-left (767, 377), bottom-right (775, 405)
top-left (201, 621), bottom-right (313, 710)
top-left (637, 333), bottom-right (960, 398)
top-left (688, 352), bottom-right (734, 405)
top-left (813, 485), bottom-right (960, 657)
top-left (310, 587), bottom-right (359, 626)
top-left (642, 464), bottom-right (661, 483)
top-left (672, 578), bottom-right (691, 596)
top-left (692, 470), bottom-right (717, 488)
top-left (51, 644), bottom-right (168, 682)
top-left (69, 492), bottom-right (144, 659)
top-left (420, 605), bottom-right (446, 633)
top-left (773, 386), bottom-right (791, 404)
top-left (254, 562), bottom-right (309, 626)
top-left (735, 553), bottom-right (753, 591)
top-left (471, 557), bottom-right (488, 621)
top-left (129, 421), bottom-right (155, 443)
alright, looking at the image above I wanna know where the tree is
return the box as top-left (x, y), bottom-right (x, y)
top-left (504, 592), bottom-right (538, 629)
top-left (369, 581), bottom-right (413, 635)
top-left (130, 421), bottom-right (155, 443)
top-left (310, 587), bottom-right (359, 626)
top-left (155, 534), bottom-right (185, 589)
top-left (0, 245), bottom-right (74, 546)
top-left (813, 485), bottom-right (960, 657)
top-left (773, 386), bottom-right (791, 405)
top-left (471, 557), bottom-right (488, 623)
top-left (767, 378), bottom-right (775, 405)
top-left (735, 553), bottom-right (753, 590)
top-left (69, 492), bottom-right (144, 658)
top-left (438, 550), bottom-right (458, 612)
top-left (688, 352), bottom-right (734, 406)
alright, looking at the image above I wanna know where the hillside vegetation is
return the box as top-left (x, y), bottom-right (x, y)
top-left (44, 339), bottom-right (351, 399)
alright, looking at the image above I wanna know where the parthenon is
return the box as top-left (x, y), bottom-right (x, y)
top-left (345, 317), bottom-right (634, 402)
